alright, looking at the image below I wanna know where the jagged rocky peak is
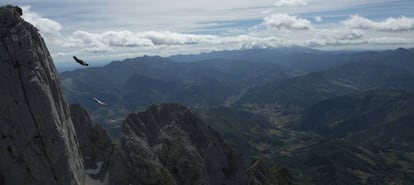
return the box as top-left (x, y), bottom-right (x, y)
top-left (110, 103), bottom-right (247, 185)
top-left (0, 5), bottom-right (84, 185)
top-left (70, 104), bottom-right (113, 181)
top-left (247, 159), bottom-right (294, 185)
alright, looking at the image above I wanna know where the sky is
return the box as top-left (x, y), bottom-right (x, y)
top-left (3, 0), bottom-right (414, 63)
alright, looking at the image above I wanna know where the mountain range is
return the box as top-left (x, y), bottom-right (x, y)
top-left (58, 46), bottom-right (414, 185)
top-left (1, 6), bottom-right (292, 185)
top-left (2, 4), bottom-right (414, 185)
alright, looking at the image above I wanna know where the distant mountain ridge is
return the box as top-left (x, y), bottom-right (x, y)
top-left (169, 47), bottom-right (412, 73)
top-left (60, 46), bottom-right (414, 139)
top-left (296, 90), bottom-right (414, 150)
top-left (237, 49), bottom-right (414, 108)
top-left (60, 55), bottom-right (292, 132)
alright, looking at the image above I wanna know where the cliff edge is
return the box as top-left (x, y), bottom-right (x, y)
top-left (0, 5), bottom-right (84, 185)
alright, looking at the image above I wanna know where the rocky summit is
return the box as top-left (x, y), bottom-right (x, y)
top-left (0, 5), bottom-right (84, 185)
top-left (110, 103), bottom-right (248, 185)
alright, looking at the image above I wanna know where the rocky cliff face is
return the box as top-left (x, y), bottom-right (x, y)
top-left (0, 5), bottom-right (84, 185)
top-left (110, 103), bottom-right (248, 185)
top-left (70, 104), bottom-right (113, 181)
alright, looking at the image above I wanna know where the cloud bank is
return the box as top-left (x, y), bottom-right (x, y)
top-left (264, 13), bottom-right (312, 30)
top-left (274, 0), bottom-right (307, 7)
top-left (344, 15), bottom-right (414, 32)
top-left (13, 3), bottom-right (414, 62)
top-left (319, 30), bottom-right (365, 41)
top-left (21, 6), bottom-right (62, 35)
top-left (62, 31), bottom-right (222, 52)
top-left (58, 29), bottom-right (411, 53)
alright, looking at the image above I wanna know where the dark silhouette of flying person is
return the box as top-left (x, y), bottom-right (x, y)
top-left (73, 56), bottom-right (89, 66)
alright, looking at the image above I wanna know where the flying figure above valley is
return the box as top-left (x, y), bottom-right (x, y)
top-left (93, 97), bottom-right (108, 106)
top-left (73, 56), bottom-right (89, 66)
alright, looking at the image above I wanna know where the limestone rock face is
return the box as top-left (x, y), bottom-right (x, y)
top-left (0, 5), bottom-right (84, 185)
top-left (110, 103), bottom-right (247, 185)
top-left (70, 104), bottom-right (113, 180)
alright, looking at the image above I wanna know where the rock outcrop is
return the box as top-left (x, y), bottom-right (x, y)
top-left (110, 103), bottom-right (247, 185)
top-left (0, 5), bottom-right (84, 185)
top-left (247, 159), bottom-right (293, 185)
top-left (70, 104), bottom-right (113, 181)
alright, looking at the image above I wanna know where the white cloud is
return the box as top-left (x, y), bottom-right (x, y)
top-left (295, 36), bottom-right (412, 48)
top-left (21, 6), bottom-right (62, 35)
top-left (274, 0), bottom-right (307, 7)
top-left (319, 29), bottom-right (364, 40)
top-left (58, 28), bottom-right (412, 54)
top-left (62, 30), bottom-right (220, 51)
top-left (343, 15), bottom-right (414, 32)
top-left (11, 2), bottom-right (414, 63)
top-left (264, 13), bottom-right (313, 30)
top-left (315, 16), bottom-right (322, 22)
top-left (235, 35), bottom-right (411, 49)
